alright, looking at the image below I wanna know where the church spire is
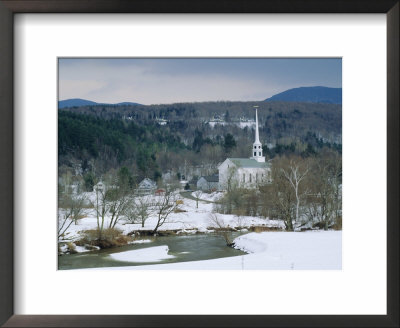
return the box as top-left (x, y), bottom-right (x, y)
top-left (255, 106), bottom-right (260, 144)
top-left (251, 106), bottom-right (265, 163)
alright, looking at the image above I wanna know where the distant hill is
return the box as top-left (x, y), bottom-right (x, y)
top-left (58, 98), bottom-right (141, 109)
top-left (265, 86), bottom-right (342, 104)
top-left (58, 98), bottom-right (98, 108)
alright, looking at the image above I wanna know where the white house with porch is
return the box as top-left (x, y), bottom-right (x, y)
top-left (218, 107), bottom-right (271, 190)
top-left (137, 178), bottom-right (157, 195)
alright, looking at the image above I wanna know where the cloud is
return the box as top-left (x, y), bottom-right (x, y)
top-left (58, 58), bottom-right (341, 104)
top-left (59, 79), bottom-right (107, 100)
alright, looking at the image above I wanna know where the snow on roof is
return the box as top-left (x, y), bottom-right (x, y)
top-left (229, 158), bottom-right (270, 168)
top-left (138, 178), bottom-right (157, 188)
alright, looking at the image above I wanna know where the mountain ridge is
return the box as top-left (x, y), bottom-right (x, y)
top-left (58, 98), bottom-right (141, 109)
top-left (265, 86), bottom-right (342, 104)
top-left (59, 86), bottom-right (342, 109)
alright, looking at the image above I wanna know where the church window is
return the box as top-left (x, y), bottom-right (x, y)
top-left (243, 174), bottom-right (245, 182)
top-left (259, 152), bottom-right (261, 156)
top-left (254, 146), bottom-right (256, 149)
top-left (259, 146), bottom-right (261, 149)
top-left (249, 174), bottom-right (252, 183)
top-left (254, 152), bottom-right (256, 156)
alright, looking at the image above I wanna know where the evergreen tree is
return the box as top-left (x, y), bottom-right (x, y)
top-left (223, 133), bottom-right (236, 153)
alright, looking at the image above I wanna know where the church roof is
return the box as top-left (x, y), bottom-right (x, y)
top-left (228, 158), bottom-right (270, 168)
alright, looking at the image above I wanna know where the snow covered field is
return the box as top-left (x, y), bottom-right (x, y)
top-left (59, 190), bottom-right (341, 270)
top-left (90, 231), bottom-right (341, 270)
top-left (59, 191), bottom-right (284, 243)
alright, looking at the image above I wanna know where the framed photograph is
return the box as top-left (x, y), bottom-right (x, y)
top-left (0, 1), bottom-right (398, 327)
top-left (56, 57), bottom-right (343, 272)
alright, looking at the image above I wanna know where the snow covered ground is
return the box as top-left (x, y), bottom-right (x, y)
top-left (192, 191), bottom-right (224, 202)
top-left (59, 191), bottom-right (341, 270)
top-left (59, 191), bottom-right (284, 242)
top-left (109, 246), bottom-right (175, 262)
top-left (89, 231), bottom-right (342, 270)
top-left (208, 121), bottom-right (256, 129)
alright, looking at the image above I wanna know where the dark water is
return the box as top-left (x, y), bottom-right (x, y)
top-left (58, 233), bottom-right (247, 270)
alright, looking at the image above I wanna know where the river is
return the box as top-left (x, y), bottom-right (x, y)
top-left (58, 233), bottom-right (247, 270)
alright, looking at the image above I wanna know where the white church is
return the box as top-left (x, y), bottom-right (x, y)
top-left (218, 107), bottom-right (271, 190)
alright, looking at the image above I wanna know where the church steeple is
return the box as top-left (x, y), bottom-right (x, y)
top-left (251, 106), bottom-right (265, 163)
top-left (254, 106), bottom-right (260, 144)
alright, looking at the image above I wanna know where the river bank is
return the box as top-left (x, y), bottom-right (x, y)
top-left (58, 190), bottom-right (341, 270)
top-left (62, 230), bottom-right (342, 270)
top-left (58, 191), bottom-right (285, 255)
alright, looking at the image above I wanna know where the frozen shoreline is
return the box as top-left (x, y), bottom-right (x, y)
top-left (59, 191), bottom-right (341, 270)
top-left (82, 230), bottom-right (342, 270)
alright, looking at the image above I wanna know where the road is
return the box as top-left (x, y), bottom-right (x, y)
top-left (179, 191), bottom-right (216, 204)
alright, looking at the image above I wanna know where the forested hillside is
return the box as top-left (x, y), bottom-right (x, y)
top-left (59, 100), bottom-right (341, 184)
top-left (61, 101), bottom-right (341, 135)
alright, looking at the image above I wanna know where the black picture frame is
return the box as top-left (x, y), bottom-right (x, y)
top-left (0, 1), bottom-right (398, 327)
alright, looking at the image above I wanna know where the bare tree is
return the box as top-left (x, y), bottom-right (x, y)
top-left (126, 195), bottom-right (151, 228)
top-left (58, 193), bottom-right (87, 238)
top-left (225, 166), bottom-right (238, 193)
top-left (58, 212), bottom-right (74, 239)
top-left (324, 151), bottom-right (342, 227)
top-left (305, 150), bottom-right (342, 230)
top-left (92, 186), bottom-right (108, 239)
top-left (208, 213), bottom-right (234, 246)
top-left (280, 158), bottom-right (309, 229)
top-left (265, 152), bottom-right (342, 231)
top-left (260, 158), bottom-right (296, 231)
top-left (268, 180), bottom-right (295, 231)
top-left (106, 188), bottom-right (131, 229)
top-left (152, 190), bottom-right (181, 234)
top-left (73, 195), bottom-right (87, 225)
top-left (234, 215), bottom-right (246, 229)
top-left (193, 190), bottom-right (203, 208)
top-left (217, 166), bottom-right (243, 215)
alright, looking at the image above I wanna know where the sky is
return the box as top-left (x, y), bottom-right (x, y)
top-left (58, 58), bottom-right (341, 105)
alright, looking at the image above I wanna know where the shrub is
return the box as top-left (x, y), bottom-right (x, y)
top-left (77, 228), bottom-right (132, 249)
top-left (67, 242), bottom-right (77, 254)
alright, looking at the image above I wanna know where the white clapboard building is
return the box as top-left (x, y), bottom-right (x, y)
top-left (218, 107), bottom-right (271, 190)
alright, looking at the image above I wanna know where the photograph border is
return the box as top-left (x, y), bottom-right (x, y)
top-left (0, 0), bottom-right (398, 327)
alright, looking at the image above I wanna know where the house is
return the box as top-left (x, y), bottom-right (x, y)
top-left (155, 188), bottom-right (166, 196)
top-left (156, 118), bottom-right (168, 125)
top-left (188, 176), bottom-right (199, 190)
top-left (137, 178), bottom-right (157, 195)
top-left (197, 175), bottom-right (219, 192)
top-left (218, 107), bottom-right (271, 190)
